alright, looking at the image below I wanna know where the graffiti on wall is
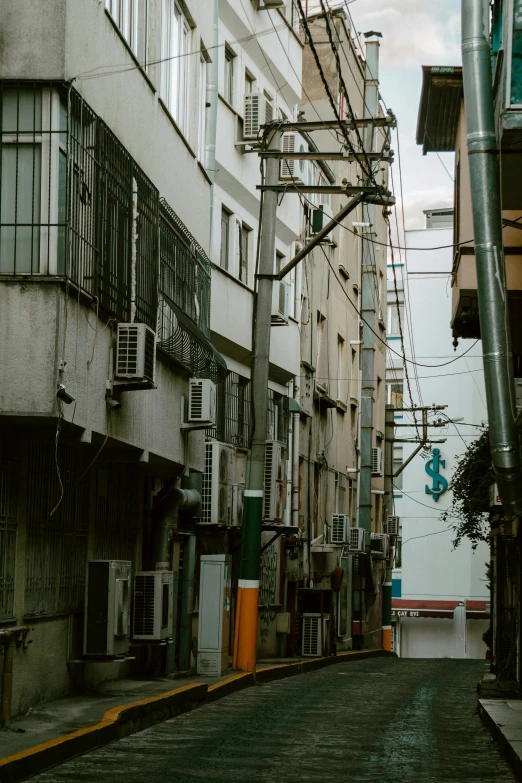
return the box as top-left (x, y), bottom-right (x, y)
top-left (259, 538), bottom-right (279, 642)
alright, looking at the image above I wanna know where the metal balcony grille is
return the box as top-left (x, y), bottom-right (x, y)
top-left (93, 463), bottom-right (140, 562)
top-left (25, 442), bottom-right (89, 616)
top-left (206, 372), bottom-right (252, 448)
top-left (0, 82), bottom-right (158, 330)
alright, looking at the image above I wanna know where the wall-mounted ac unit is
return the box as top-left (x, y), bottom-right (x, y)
top-left (189, 379), bottom-right (217, 424)
top-left (348, 527), bottom-right (368, 554)
top-left (263, 440), bottom-right (286, 522)
top-left (231, 483), bottom-right (244, 526)
top-left (200, 442), bottom-right (235, 525)
top-left (271, 279), bottom-right (290, 325)
top-left (115, 323), bottom-right (156, 386)
top-left (302, 613), bottom-right (330, 657)
top-left (244, 93), bottom-right (274, 139)
top-left (280, 132), bottom-right (308, 184)
top-left (132, 571), bottom-right (173, 641)
top-left (84, 560), bottom-right (131, 657)
top-left (371, 447), bottom-right (383, 477)
top-left (384, 515), bottom-right (399, 537)
top-left (328, 514), bottom-right (350, 545)
top-left (371, 533), bottom-right (389, 560)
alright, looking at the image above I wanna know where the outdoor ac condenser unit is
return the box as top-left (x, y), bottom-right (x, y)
top-left (348, 527), bottom-right (368, 554)
top-left (189, 378), bottom-right (217, 424)
top-left (115, 323), bottom-right (156, 385)
top-left (200, 442), bottom-right (235, 525)
top-left (371, 533), bottom-right (389, 560)
top-left (302, 613), bottom-right (330, 657)
top-left (371, 447), bottom-right (383, 477)
top-left (384, 515), bottom-right (400, 537)
top-left (132, 571), bottom-right (174, 641)
top-left (244, 93), bottom-right (274, 139)
top-left (280, 132), bottom-right (308, 184)
top-left (263, 440), bottom-right (286, 522)
top-left (84, 560), bottom-right (131, 657)
top-left (328, 514), bottom-right (350, 545)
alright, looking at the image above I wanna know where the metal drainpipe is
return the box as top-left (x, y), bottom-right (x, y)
top-left (205, 0), bottom-right (219, 251)
top-left (461, 0), bottom-right (522, 514)
top-left (153, 487), bottom-right (201, 570)
top-left (0, 627), bottom-right (29, 727)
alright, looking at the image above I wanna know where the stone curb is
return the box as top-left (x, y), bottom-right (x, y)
top-left (478, 700), bottom-right (522, 782)
top-left (0, 649), bottom-right (395, 782)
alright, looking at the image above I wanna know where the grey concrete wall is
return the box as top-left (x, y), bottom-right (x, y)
top-left (0, 0), bottom-right (66, 80)
top-left (0, 281), bottom-right (204, 471)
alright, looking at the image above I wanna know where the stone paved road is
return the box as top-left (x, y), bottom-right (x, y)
top-left (34, 658), bottom-right (515, 783)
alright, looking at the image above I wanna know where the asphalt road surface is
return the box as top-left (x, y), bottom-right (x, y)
top-left (34, 658), bottom-right (514, 783)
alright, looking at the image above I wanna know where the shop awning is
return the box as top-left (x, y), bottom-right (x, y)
top-left (465, 600), bottom-right (490, 620)
top-left (392, 599), bottom-right (461, 619)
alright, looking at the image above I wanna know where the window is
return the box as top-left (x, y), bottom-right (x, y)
top-left (208, 372), bottom-right (251, 447)
top-left (224, 47), bottom-right (235, 105)
top-left (386, 377), bottom-right (404, 409)
top-left (198, 53), bottom-right (207, 160)
top-left (105, 0), bottom-right (147, 61)
top-left (237, 222), bottom-right (250, 284)
top-left (316, 310), bottom-right (327, 391)
top-left (0, 83), bottom-right (159, 329)
top-left (378, 271), bottom-right (384, 320)
top-left (220, 208), bottom-right (230, 270)
top-left (245, 71), bottom-right (255, 97)
top-left (264, 90), bottom-right (274, 119)
top-left (335, 472), bottom-right (346, 514)
top-left (393, 447), bottom-right (403, 491)
top-left (387, 302), bottom-right (404, 335)
top-left (161, 0), bottom-right (190, 133)
top-left (267, 390), bottom-right (289, 445)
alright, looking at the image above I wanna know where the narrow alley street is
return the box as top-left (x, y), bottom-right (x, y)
top-left (33, 658), bottom-right (514, 783)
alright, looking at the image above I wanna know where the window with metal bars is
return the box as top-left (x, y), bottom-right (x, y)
top-left (93, 463), bottom-right (140, 562)
top-left (267, 389), bottom-right (289, 446)
top-left (0, 81), bottom-right (159, 330)
top-left (0, 435), bottom-right (17, 621)
top-left (25, 443), bottom-right (89, 616)
top-left (206, 372), bottom-right (251, 448)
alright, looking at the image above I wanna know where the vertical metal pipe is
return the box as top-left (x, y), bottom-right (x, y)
top-left (382, 404), bottom-right (395, 651)
top-left (205, 0), bottom-right (219, 250)
top-left (461, 0), bottom-right (522, 514)
top-left (235, 126), bottom-right (283, 672)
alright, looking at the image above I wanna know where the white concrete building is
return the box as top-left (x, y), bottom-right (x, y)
top-left (387, 209), bottom-right (490, 659)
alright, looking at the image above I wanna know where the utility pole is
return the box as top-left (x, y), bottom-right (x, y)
top-left (354, 38), bottom-right (380, 650)
top-left (234, 125), bottom-right (283, 673)
top-left (382, 404), bottom-right (394, 652)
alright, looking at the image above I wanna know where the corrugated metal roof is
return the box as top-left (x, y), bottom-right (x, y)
top-left (416, 66), bottom-right (463, 154)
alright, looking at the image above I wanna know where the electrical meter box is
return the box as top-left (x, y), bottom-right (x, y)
top-left (197, 555), bottom-right (232, 676)
top-left (84, 560), bottom-right (131, 657)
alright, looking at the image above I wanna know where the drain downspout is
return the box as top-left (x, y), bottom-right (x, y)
top-left (461, 0), bottom-right (522, 514)
top-left (154, 487), bottom-right (200, 570)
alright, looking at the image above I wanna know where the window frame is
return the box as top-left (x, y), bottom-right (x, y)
top-left (160, 0), bottom-right (191, 134)
top-left (220, 207), bottom-right (231, 271)
top-left (198, 51), bottom-right (208, 161)
top-left (238, 221), bottom-right (250, 285)
top-left (224, 46), bottom-right (235, 106)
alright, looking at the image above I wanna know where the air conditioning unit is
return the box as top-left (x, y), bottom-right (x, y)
top-left (271, 280), bottom-right (290, 325)
top-left (132, 571), bottom-right (174, 641)
top-left (371, 447), bottom-right (383, 477)
top-left (302, 613), bottom-right (330, 657)
top-left (231, 483), bottom-right (245, 526)
top-left (371, 533), bottom-right (389, 560)
top-left (263, 440), bottom-right (286, 522)
top-left (244, 92), bottom-right (274, 139)
top-left (384, 515), bottom-right (400, 537)
top-left (328, 514), bottom-right (350, 546)
top-left (200, 442), bottom-right (235, 525)
top-left (348, 527), bottom-right (368, 554)
top-left (280, 132), bottom-right (308, 184)
top-left (115, 323), bottom-right (156, 386)
top-left (84, 560), bottom-right (131, 657)
top-left (189, 378), bottom-right (217, 424)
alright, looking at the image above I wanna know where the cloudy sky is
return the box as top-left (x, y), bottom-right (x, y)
top-left (346, 0), bottom-right (461, 230)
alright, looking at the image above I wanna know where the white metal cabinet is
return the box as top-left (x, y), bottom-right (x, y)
top-left (197, 555), bottom-right (232, 675)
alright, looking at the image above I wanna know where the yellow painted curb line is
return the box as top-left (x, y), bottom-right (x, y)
top-left (0, 682), bottom-right (202, 768)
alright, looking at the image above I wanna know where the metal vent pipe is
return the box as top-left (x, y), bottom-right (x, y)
top-left (461, 0), bottom-right (522, 514)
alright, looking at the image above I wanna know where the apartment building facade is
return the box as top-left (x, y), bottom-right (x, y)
top-left (387, 211), bottom-right (489, 659)
top-left (0, 0), bottom-right (225, 715)
top-left (298, 10), bottom-right (390, 651)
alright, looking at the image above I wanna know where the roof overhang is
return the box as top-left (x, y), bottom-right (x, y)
top-left (392, 599), bottom-right (461, 619)
top-left (416, 66), bottom-right (463, 154)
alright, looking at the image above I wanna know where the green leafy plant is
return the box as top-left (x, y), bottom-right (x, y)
top-left (440, 428), bottom-right (493, 549)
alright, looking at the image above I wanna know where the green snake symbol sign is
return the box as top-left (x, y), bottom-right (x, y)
top-left (425, 448), bottom-right (448, 502)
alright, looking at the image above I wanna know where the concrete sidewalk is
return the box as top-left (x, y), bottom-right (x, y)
top-left (479, 698), bottom-right (522, 781)
top-left (0, 649), bottom-right (394, 783)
